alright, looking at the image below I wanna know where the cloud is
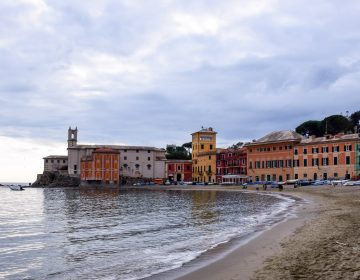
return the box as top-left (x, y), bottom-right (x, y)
top-left (1, 0), bottom-right (360, 181)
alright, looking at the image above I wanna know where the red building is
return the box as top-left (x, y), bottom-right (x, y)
top-left (216, 148), bottom-right (247, 184)
top-left (81, 148), bottom-right (120, 185)
top-left (166, 160), bottom-right (192, 182)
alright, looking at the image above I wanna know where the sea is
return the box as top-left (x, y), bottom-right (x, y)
top-left (0, 185), bottom-right (297, 280)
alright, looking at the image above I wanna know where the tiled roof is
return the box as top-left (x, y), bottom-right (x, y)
top-left (252, 130), bottom-right (304, 144)
top-left (300, 133), bottom-right (360, 144)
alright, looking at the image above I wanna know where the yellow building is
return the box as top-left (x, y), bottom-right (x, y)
top-left (192, 127), bottom-right (217, 183)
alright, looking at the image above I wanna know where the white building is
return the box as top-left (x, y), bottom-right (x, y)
top-left (67, 127), bottom-right (166, 179)
top-left (43, 155), bottom-right (68, 174)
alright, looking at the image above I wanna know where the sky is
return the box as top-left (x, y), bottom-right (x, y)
top-left (1, 0), bottom-right (360, 182)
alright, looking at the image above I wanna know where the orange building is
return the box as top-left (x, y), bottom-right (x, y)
top-left (245, 131), bottom-right (303, 182)
top-left (80, 148), bottom-right (120, 185)
top-left (294, 133), bottom-right (360, 180)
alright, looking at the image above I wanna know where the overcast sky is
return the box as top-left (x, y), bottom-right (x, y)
top-left (1, 0), bottom-right (360, 182)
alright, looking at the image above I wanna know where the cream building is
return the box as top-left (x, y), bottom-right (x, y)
top-left (43, 155), bottom-right (68, 174)
top-left (191, 127), bottom-right (217, 183)
top-left (67, 127), bottom-right (166, 179)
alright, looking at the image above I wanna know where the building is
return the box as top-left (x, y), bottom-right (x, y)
top-left (294, 133), bottom-right (360, 181)
top-left (191, 127), bottom-right (217, 183)
top-left (165, 160), bottom-right (192, 182)
top-left (67, 127), bottom-right (166, 180)
top-left (80, 148), bottom-right (120, 185)
top-left (216, 148), bottom-right (247, 184)
top-left (43, 155), bottom-right (68, 174)
top-left (245, 130), bottom-right (304, 182)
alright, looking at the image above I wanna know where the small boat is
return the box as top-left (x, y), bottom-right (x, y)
top-left (8, 185), bottom-right (24, 191)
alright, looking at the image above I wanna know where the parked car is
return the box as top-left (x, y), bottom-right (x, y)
top-left (343, 180), bottom-right (360, 186)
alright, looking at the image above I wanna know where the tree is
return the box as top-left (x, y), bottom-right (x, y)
top-left (228, 142), bottom-right (244, 149)
top-left (296, 120), bottom-right (324, 137)
top-left (182, 142), bottom-right (192, 155)
top-left (350, 111), bottom-right (360, 130)
top-left (166, 144), bottom-right (191, 160)
top-left (321, 115), bottom-right (352, 135)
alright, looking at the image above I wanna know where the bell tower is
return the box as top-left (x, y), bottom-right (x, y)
top-left (68, 127), bottom-right (78, 148)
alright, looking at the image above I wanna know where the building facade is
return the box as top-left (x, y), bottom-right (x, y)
top-left (67, 127), bottom-right (166, 180)
top-left (294, 133), bottom-right (360, 180)
top-left (43, 155), bottom-right (68, 174)
top-left (245, 131), bottom-right (304, 182)
top-left (191, 127), bottom-right (217, 183)
top-left (216, 148), bottom-right (247, 184)
top-left (80, 148), bottom-right (120, 185)
top-left (165, 160), bottom-right (192, 182)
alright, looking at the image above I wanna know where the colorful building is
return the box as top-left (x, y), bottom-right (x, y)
top-left (165, 160), bottom-right (192, 182)
top-left (294, 133), bottom-right (360, 180)
top-left (245, 131), bottom-right (303, 182)
top-left (80, 148), bottom-right (120, 185)
top-left (67, 127), bottom-right (166, 179)
top-left (216, 148), bottom-right (247, 184)
top-left (191, 127), bottom-right (217, 183)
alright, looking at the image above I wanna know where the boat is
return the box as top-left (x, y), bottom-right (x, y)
top-left (8, 185), bottom-right (24, 191)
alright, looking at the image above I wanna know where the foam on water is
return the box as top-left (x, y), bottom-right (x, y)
top-left (0, 187), bottom-right (297, 280)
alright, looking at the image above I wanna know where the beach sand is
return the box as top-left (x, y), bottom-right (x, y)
top-left (156, 185), bottom-right (360, 280)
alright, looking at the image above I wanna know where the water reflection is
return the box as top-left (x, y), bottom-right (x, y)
top-left (0, 187), bottom-right (289, 280)
top-left (191, 191), bottom-right (219, 223)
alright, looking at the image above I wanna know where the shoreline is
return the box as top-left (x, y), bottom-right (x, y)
top-left (142, 185), bottom-right (360, 280)
top-left (145, 185), bottom-right (311, 280)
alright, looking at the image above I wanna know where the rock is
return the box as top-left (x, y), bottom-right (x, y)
top-left (31, 171), bottom-right (80, 188)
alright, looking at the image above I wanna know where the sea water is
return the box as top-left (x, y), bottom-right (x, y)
top-left (0, 186), bottom-right (295, 280)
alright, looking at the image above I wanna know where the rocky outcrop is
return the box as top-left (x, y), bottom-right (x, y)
top-left (32, 171), bottom-right (80, 188)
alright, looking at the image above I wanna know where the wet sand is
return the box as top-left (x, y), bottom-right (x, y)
top-left (164, 185), bottom-right (360, 280)
top-left (138, 184), bottom-right (360, 280)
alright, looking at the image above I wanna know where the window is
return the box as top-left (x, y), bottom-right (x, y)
top-left (186, 165), bottom-right (190, 171)
top-left (346, 156), bottom-right (350, 164)
top-left (124, 149), bottom-right (127, 152)
top-left (334, 172), bottom-right (338, 178)
top-left (63, 160), bottom-right (66, 163)
top-left (312, 158), bottom-right (319, 166)
top-left (345, 145), bottom-right (352, 152)
top-left (322, 158), bottom-right (329, 166)
top-left (322, 147), bottom-right (328, 153)
top-left (294, 149), bottom-right (298, 155)
top-left (201, 144), bottom-right (204, 149)
top-left (334, 157), bottom-right (338, 165)
top-left (135, 164), bottom-right (140, 170)
top-left (178, 165), bottom-right (181, 171)
top-left (295, 174), bottom-right (298, 179)
top-left (124, 156), bottom-right (127, 160)
top-left (249, 162), bottom-right (253, 168)
top-left (136, 149), bottom-right (139, 153)
top-left (147, 164), bottom-right (151, 170)
top-left (312, 147), bottom-right (319, 154)
top-left (148, 150), bottom-right (151, 153)
top-left (303, 173), bottom-right (307, 178)
top-left (136, 156), bottom-right (139, 160)
top-left (148, 157), bottom-right (151, 161)
top-left (51, 160), bottom-right (54, 163)
top-left (45, 159), bottom-right (48, 163)
top-left (303, 148), bottom-right (307, 154)
top-left (210, 144), bottom-right (213, 150)
top-left (57, 160), bottom-right (60, 163)
top-left (304, 159), bottom-right (307, 167)
top-left (209, 156), bottom-right (211, 160)
top-left (332, 146), bottom-right (339, 153)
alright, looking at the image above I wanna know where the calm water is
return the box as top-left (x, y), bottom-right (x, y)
top-left (0, 186), bottom-right (295, 280)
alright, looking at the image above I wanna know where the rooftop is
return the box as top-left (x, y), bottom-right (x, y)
top-left (300, 133), bottom-right (360, 144)
top-left (248, 130), bottom-right (304, 145)
top-left (68, 144), bottom-right (165, 152)
top-left (43, 155), bottom-right (68, 159)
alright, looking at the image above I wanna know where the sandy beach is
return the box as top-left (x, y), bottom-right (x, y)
top-left (143, 184), bottom-right (360, 280)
